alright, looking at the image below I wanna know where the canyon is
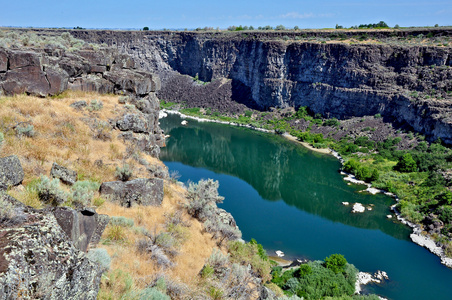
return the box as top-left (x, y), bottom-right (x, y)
top-left (61, 28), bottom-right (452, 143)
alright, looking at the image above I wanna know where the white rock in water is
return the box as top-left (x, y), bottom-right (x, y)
top-left (342, 202), bottom-right (349, 206)
top-left (387, 215), bottom-right (393, 219)
top-left (352, 203), bottom-right (365, 213)
top-left (275, 250), bottom-right (284, 257)
top-left (366, 206), bottom-right (373, 211)
top-left (366, 187), bottom-right (381, 194)
top-left (181, 120), bottom-right (188, 125)
top-left (159, 110), bottom-right (168, 119)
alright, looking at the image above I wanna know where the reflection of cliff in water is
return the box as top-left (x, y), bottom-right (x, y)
top-left (160, 114), bottom-right (410, 240)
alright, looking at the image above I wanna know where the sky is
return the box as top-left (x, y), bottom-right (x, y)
top-left (1, 0), bottom-right (451, 30)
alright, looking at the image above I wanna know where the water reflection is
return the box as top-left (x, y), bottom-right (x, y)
top-left (160, 114), bottom-right (410, 240)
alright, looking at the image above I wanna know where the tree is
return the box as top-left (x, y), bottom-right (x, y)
top-left (275, 24), bottom-right (286, 30)
top-left (324, 254), bottom-right (347, 274)
top-left (395, 153), bottom-right (417, 172)
top-left (143, 26), bottom-right (149, 31)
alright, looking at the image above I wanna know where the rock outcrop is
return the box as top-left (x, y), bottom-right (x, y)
top-left (0, 193), bottom-right (104, 299)
top-left (0, 44), bottom-right (165, 155)
top-left (50, 163), bottom-right (77, 185)
top-left (53, 207), bottom-right (110, 252)
top-left (99, 178), bottom-right (164, 207)
top-left (0, 155), bottom-right (24, 189)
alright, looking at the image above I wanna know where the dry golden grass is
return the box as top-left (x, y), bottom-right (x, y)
top-left (0, 91), bottom-right (164, 185)
top-left (0, 91), bottom-right (220, 297)
top-left (97, 182), bottom-right (218, 294)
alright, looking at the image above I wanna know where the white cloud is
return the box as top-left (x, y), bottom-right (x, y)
top-left (279, 12), bottom-right (314, 19)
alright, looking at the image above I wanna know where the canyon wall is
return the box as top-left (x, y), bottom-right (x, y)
top-left (17, 29), bottom-right (452, 143)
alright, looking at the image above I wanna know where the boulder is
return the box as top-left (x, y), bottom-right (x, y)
top-left (69, 75), bottom-right (114, 94)
top-left (59, 55), bottom-right (90, 77)
top-left (77, 50), bottom-right (114, 67)
top-left (119, 131), bottom-right (161, 157)
top-left (3, 66), bottom-right (50, 96)
top-left (100, 178), bottom-right (164, 207)
top-left (8, 50), bottom-right (41, 69)
top-left (104, 70), bottom-right (159, 95)
top-left (116, 113), bottom-right (152, 133)
top-left (46, 65), bottom-right (69, 95)
top-left (50, 162), bottom-right (77, 185)
top-left (53, 207), bottom-right (110, 252)
top-left (0, 155), bottom-right (24, 188)
top-left (0, 196), bottom-right (103, 299)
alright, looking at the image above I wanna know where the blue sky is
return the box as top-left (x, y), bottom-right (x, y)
top-left (1, 0), bottom-right (451, 29)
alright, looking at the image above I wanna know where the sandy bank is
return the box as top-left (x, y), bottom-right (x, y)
top-left (161, 109), bottom-right (333, 155)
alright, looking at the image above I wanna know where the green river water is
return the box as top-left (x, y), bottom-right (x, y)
top-left (160, 114), bottom-right (452, 300)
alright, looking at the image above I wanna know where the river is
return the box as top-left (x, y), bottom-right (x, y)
top-left (159, 114), bottom-right (452, 300)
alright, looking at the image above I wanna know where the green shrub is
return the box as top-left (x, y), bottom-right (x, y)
top-left (294, 107), bottom-right (309, 119)
top-left (115, 164), bottom-right (132, 181)
top-left (118, 95), bottom-right (129, 104)
top-left (395, 153), bottom-right (417, 172)
top-left (324, 254), bottom-right (347, 274)
top-left (137, 287), bottom-right (170, 300)
top-left (343, 159), bottom-right (360, 174)
top-left (70, 180), bottom-right (100, 206)
top-left (201, 264), bottom-right (215, 278)
top-left (0, 132), bottom-right (4, 145)
top-left (207, 248), bottom-right (229, 269)
top-left (180, 107), bottom-right (201, 115)
top-left (15, 123), bottom-right (35, 138)
top-left (109, 216), bottom-right (134, 227)
top-left (228, 240), bottom-right (272, 281)
top-left (323, 118), bottom-right (340, 127)
top-left (37, 176), bottom-right (68, 206)
top-left (87, 100), bottom-right (103, 111)
top-left (244, 110), bottom-right (253, 117)
top-left (272, 260), bottom-right (357, 299)
top-left (294, 264), bottom-right (312, 278)
top-left (87, 248), bottom-right (111, 270)
top-left (186, 179), bottom-right (224, 221)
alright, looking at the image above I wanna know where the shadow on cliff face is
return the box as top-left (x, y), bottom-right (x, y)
top-left (231, 79), bottom-right (262, 110)
top-left (157, 73), bottom-right (261, 112)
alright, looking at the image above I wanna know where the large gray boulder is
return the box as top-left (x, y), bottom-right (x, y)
top-left (3, 66), bottom-right (50, 96)
top-left (53, 207), bottom-right (110, 252)
top-left (100, 178), bottom-right (163, 207)
top-left (50, 162), bottom-right (77, 185)
top-left (0, 155), bottom-right (24, 188)
top-left (69, 75), bottom-right (114, 94)
top-left (0, 195), bottom-right (103, 300)
top-left (116, 113), bottom-right (153, 133)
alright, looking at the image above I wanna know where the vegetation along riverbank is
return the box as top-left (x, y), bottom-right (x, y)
top-left (160, 99), bottom-right (452, 265)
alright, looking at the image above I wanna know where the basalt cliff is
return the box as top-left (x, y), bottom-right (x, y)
top-left (62, 29), bottom-right (452, 143)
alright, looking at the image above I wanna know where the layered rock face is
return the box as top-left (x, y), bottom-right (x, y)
top-left (67, 29), bottom-right (452, 143)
